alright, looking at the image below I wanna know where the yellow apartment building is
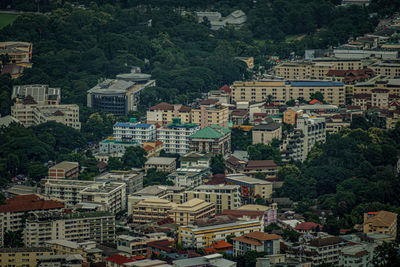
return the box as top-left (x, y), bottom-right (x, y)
top-left (283, 108), bottom-right (304, 125)
top-left (274, 59), bottom-right (363, 80)
top-left (0, 247), bottom-right (52, 267)
top-left (369, 62), bottom-right (400, 78)
top-left (231, 80), bottom-right (345, 106)
top-left (132, 198), bottom-right (177, 224)
top-left (170, 198), bottom-right (216, 225)
top-left (363, 211), bottom-right (398, 239)
top-left (45, 240), bottom-right (102, 264)
top-left (178, 218), bottom-right (262, 248)
top-left (353, 79), bottom-right (400, 97)
top-left (146, 102), bottom-right (192, 126)
top-left (191, 99), bottom-right (229, 129)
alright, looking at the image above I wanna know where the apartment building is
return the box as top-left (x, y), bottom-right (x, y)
top-left (280, 129), bottom-right (306, 162)
top-left (113, 120), bottom-right (156, 145)
top-left (24, 211), bottom-right (115, 247)
top-left (231, 80), bottom-right (345, 106)
top-left (183, 184), bottom-right (241, 214)
top-left (143, 140), bottom-right (164, 158)
top-left (283, 108), bottom-right (304, 125)
top-left (170, 199), bottom-right (216, 226)
top-left (11, 97), bottom-right (81, 130)
top-left (191, 99), bottom-right (229, 128)
top-left (44, 179), bottom-right (126, 214)
top-left (252, 120), bottom-right (282, 145)
top-left (99, 138), bottom-right (138, 155)
top-left (38, 254), bottom-right (83, 267)
top-left (0, 194), bottom-right (64, 240)
top-left (48, 161), bottom-right (79, 179)
top-left (94, 170), bottom-right (144, 195)
top-left (232, 232), bottom-right (282, 256)
top-left (363, 211), bottom-right (398, 239)
top-left (157, 119), bottom-right (200, 155)
top-left (352, 88), bottom-right (390, 109)
top-left (0, 247), bottom-right (53, 267)
top-left (296, 115), bottom-right (326, 159)
top-left (132, 198), bottom-right (177, 224)
top-left (274, 58), bottom-right (363, 80)
top-left (117, 233), bottom-right (175, 257)
top-left (12, 84), bottom-right (61, 105)
top-left (87, 70), bottom-right (155, 115)
top-left (167, 167), bottom-right (211, 188)
top-left (325, 114), bottom-right (351, 134)
top-left (45, 240), bottom-right (102, 264)
top-left (334, 49), bottom-right (397, 60)
top-left (369, 62), bottom-right (400, 78)
top-left (225, 174), bottom-right (273, 200)
top-left (339, 244), bottom-right (375, 267)
top-left (302, 236), bottom-right (346, 266)
top-left (180, 152), bottom-right (211, 169)
top-left (178, 216), bottom-right (262, 248)
top-left (188, 125), bottom-right (231, 155)
top-left (144, 157), bottom-right (177, 173)
top-left (0, 42), bottom-right (32, 65)
top-left (147, 102), bottom-right (192, 126)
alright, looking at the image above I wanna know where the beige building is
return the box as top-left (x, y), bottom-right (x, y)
top-left (11, 96), bottom-right (81, 130)
top-left (12, 84), bottom-right (61, 105)
top-left (48, 161), bottom-right (79, 179)
top-left (369, 62), bottom-right (400, 78)
top-left (0, 42), bottom-right (33, 65)
top-left (191, 99), bottom-right (229, 129)
top-left (231, 80), bottom-right (345, 106)
top-left (132, 198), bottom-right (177, 224)
top-left (0, 247), bottom-right (52, 267)
top-left (274, 58), bottom-right (363, 80)
top-left (178, 217), bottom-right (263, 248)
top-left (170, 199), bottom-right (216, 226)
top-left (225, 174), bottom-right (273, 199)
top-left (252, 120), bottom-right (282, 145)
top-left (363, 211), bottom-right (397, 239)
top-left (24, 211), bottom-right (115, 247)
top-left (45, 239), bottom-right (102, 264)
top-left (144, 157), bottom-right (177, 173)
top-left (188, 125), bottom-right (231, 155)
top-left (147, 102), bottom-right (191, 126)
top-left (44, 179), bottom-right (126, 214)
top-left (353, 78), bottom-right (400, 96)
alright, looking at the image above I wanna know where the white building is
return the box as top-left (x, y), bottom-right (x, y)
top-left (12, 84), bottom-right (61, 105)
top-left (157, 120), bottom-right (200, 155)
top-left (113, 120), bottom-right (156, 145)
top-left (296, 115), bottom-right (326, 159)
top-left (167, 168), bottom-right (211, 189)
top-left (339, 244), bottom-right (375, 267)
top-left (180, 152), bottom-right (211, 169)
top-left (44, 179), bottom-right (126, 214)
top-left (94, 170), bottom-right (144, 195)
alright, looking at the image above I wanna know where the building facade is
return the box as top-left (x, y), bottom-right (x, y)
top-left (232, 232), bottom-right (282, 256)
top-left (252, 121), bottom-right (282, 145)
top-left (144, 157), bottom-right (177, 173)
top-left (167, 167), bottom-right (211, 188)
top-left (170, 199), bottom-right (216, 226)
top-left (363, 211), bottom-right (398, 239)
top-left (146, 102), bottom-right (192, 126)
top-left (48, 161), bottom-right (79, 179)
top-left (0, 247), bottom-right (52, 267)
top-left (188, 125), bottom-right (231, 155)
top-left (191, 99), bottom-right (229, 129)
top-left (12, 84), bottom-right (61, 105)
top-left (113, 120), bottom-right (156, 145)
top-left (225, 174), bottom-right (273, 200)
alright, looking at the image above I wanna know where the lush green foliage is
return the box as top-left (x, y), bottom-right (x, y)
top-left (247, 143), bottom-right (282, 165)
top-left (211, 154), bottom-right (225, 175)
top-left (143, 168), bottom-right (172, 186)
top-left (231, 128), bottom-right (252, 151)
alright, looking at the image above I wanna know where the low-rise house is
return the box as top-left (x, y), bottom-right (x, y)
top-left (231, 109), bottom-right (249, 125)
top-left (144, 157), bottom-right (177, 173)
top-left (146, 240), bottom-right (190, 260)
top-left (106, 254), bottom-right (136, 267)
top-left (48, 161), bottom-right (79, 179)
top-left (143, 141), bottom-right (164, 158)
top-left (363, 210), bottom-right (398, 239)
top-left (99, 138), bottom-right (138, 155)
top-left (204, 240), bottom-right (233, 255)
top-left (232, 231), bottom-right (282, 256)
top-left (295, 222), bottom-right (323, 233)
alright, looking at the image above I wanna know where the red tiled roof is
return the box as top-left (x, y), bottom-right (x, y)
top-left (143, 145), bottom-right (153, 152)
top-left (0, 194), bottom-right (64, 213)
top-left (246, 160), bottom-right (277, 169)
top-left (149, 102), bottom-right (174, 111)
top-left (309, 99), bottom-right (322, 105)
top-left (219, 84), bottom-right (231, 93)
top-left (222, 209), bottom-right (265, 219)
top-left (200, 99), bottom-right (219, 105)
top-left (178, 105), bottom-right (191, 112)
top-left (244, 231), bottom-right (282, 241)
top-left (106, 254), bottom-right (135, 265)
top-left (212, 240), bottom-right (233, 249)
top-left (231, 109), bottom-right (248, 116)
top-left (147, 240), bottom-right (173, 252)
top-left (295, 222), bottom-right (322, 231)
top-left (253, 113), bottom-right (268, 117)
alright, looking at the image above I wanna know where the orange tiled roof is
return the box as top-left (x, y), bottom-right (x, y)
top-left (0, 194), bottom-right (64, 213)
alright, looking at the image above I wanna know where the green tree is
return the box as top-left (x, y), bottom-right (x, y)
top-left (211, 154), bottom-right (225, 175)
top-left (310, 91), bottom-right (324, 103)
top-left (122, 147), bottom-right (147, 169)
top-left (372, 241), bottom-right (400, 267)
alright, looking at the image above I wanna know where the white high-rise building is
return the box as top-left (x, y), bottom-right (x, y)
top-left (113, 119), bottom-right (156, 145)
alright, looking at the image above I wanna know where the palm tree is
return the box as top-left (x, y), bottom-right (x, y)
top-left (266, 94), bottom-right (274, 104)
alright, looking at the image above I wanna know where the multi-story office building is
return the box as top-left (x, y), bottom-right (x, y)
top-left (274, 58), bottom-right (363, 80)
top-left (169, 199), bottom-right (216, 226)
top-left (44, 179), bottom-right (126, 214)
top-left (157, 119), bottom-right (200, 155)
top-left (48, 161), bottom-right (79, 179)
top-left (12, 84), bottom-right (61, 105)
top-left (24, 211), bottom-right (115, 247)
top-left (147, 102), bottom-right (192, 126)
top-left (11, 97), bottom-right (81, 130)
top-left (232, 232), bottom-right (282, 256)
top-left (113, 119), bottom-right (156, 145)
top-left (191, 99), bottom-right (229, 129)
top-left (0, 194), bottom-right (64, 246)
top-left (87, 70), bottom-right (155, 115)
top-left (0, 42), bottom-right (32, 65)
top-left (94, 170), bottom-right (144, 195)
top-left (225, 174), bottom-right (273, 200)
top-left (183, 184), bottom-right (242, 213)
top-left (231, 80), bottom-right (345, 106)
top-left (188, 125), bottom-right (231, 156)
top-left (0, 247), bottom-right (53, 267)
top-left (167, 167), bottom-right (211, 188)
top-left (178, 217), bottom-right (262, 248)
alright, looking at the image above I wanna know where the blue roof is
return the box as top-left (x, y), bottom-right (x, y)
top-left (114, 122), bottom-right (153, 128)
top-left (289, 81), bottom-right (344, 87)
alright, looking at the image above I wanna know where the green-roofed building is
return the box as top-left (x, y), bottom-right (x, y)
top-left (188, 125), bottom-right (231, 155)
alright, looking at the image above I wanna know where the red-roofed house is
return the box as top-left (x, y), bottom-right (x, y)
top-left (232, 231), bottom-right (282, 256)
top-left (146, 240), bottom-right (189, 260)
top-left (295, 222), bottom-right (323, 233)
top-left (147, 103), bottom-right (191, 126)
top-left (0, 194), bottom-right (64, 234)
top-left (106, 254), bottom-right (135, 267)
top-left (309, 99), bottom-right (323, 105)
top-left (204, 240), bottom-right (233, 254)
